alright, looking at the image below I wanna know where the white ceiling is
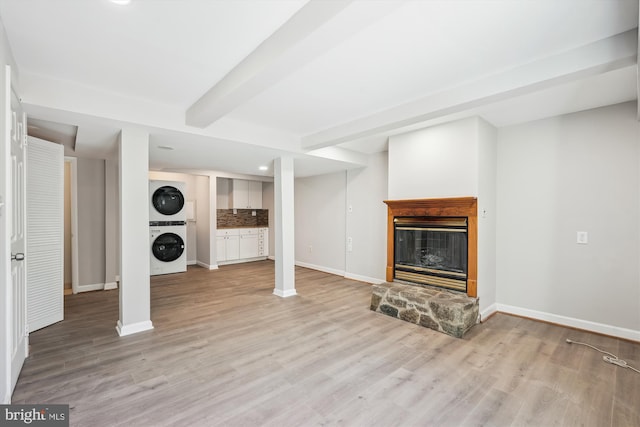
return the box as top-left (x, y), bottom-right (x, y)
top-left (0, 0), bottom-right (637, 177)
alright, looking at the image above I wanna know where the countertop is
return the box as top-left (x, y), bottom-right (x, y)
top-left (217, 225), bottom-right (269, 229)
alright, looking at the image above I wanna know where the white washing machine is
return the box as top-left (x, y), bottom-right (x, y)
top-left (150, 225), bottom-right (187, 275)
top-left (150, 180), bottom-right (186, 222)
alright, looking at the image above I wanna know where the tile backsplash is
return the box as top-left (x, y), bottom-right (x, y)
top-left (217, 209), bottom-right (269, 228)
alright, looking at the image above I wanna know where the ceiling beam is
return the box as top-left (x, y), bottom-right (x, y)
top-left (185, 0), bottom-right (352, 128)
top-left (185, 0), bottom-right (403, 128)
top-left (302, 29), bottom-right (638, 150)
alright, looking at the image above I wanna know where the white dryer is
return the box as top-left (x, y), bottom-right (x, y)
top-left (150, 180), bottom-right (186, 222)
top-left (150, 225), bottom-right (187, 276)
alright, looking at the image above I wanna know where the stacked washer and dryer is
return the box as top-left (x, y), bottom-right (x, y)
top-left (149, 180), bottom-right (187, 276)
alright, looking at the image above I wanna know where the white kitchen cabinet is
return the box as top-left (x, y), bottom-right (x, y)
top-left (248, 181), bottom-right (262, 209)
top-left (239, 229), bottom-right (259, 259)
top-left (216, 227), bottom-right (268, 264)
top-left (258, 228), bottom-right (269, 257)
top-left (230, 179), bottom-right (262, 209)
top-left (216, 229), bottom-right (240, 262)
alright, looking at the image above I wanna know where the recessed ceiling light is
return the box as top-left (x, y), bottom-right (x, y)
top-left (259, 166), bottom-right (268, 171)
top-left (110, 0), bottom-right (132, 5)
top-left (157, 145), bottom-right (174, 151)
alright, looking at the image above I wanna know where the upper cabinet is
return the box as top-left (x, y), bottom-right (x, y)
top-left (230, 179), bottom-right (262, 209)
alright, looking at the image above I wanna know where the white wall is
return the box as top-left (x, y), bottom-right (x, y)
top-left (477, 119), bottom-right (498, 315)
top-left (105, 157), bottom-right (119, 286)
top-left (262, 181), bottom-right (275, 257)
top-left (345, 152), bottom-right (388, 283)
top-left (194, 175), bottom-right (211, 267)
top-left (77, 157), bottom-right (106, 287)
top-left (295, 171), bottom-right (346, 275)
top-left (497, 102), bottom-right (640, 337)
top-left (388, 117), bottom-right (479, 199)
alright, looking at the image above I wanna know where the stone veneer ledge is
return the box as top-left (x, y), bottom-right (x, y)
top-left (370, 282), bottom-right (479, 338)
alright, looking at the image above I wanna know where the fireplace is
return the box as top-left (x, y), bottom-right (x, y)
top-left (394, 216), bottom-right (468, 292)
top-left (384, 198), bottom-right (477, 297)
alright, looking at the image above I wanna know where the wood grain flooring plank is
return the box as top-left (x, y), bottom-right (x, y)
top-left (10, 261), bottom-right (639, 426)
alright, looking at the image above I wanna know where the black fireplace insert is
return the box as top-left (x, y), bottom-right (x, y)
top-left (394, 216), bottom-right (468, 292)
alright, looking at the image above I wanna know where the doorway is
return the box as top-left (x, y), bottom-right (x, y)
top-left (64, 157), bottom-right (79, 294)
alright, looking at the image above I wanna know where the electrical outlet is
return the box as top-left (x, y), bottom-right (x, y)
top-left (308, 245), bottom-right (312, 253)
top-left (347, 237), bottom-right (353, 252)
top-left (577, 231), bottom-right (588, 244)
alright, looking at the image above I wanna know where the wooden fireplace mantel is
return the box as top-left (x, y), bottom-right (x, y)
top-left (383, 197), bottom-right (478, 298)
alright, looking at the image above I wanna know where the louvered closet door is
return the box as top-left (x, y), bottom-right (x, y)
top-left (26, 136), bottom-right (63, 332)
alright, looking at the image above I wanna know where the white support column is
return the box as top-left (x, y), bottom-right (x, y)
top-left (273, 157), bottom-right (296, 297)
top-left (116, 128), bottom-right (153, 336)
top-left (208, 175), bottom-right (218, 269)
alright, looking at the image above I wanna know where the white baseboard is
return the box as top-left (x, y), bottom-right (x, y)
top-left (273, 288), bottom-right (297, 297)
top-left (104, 282), bottom-right (118, 291)
top-left (218, 257), bottom-right (268, 266)
top-left (496, 303), bottom-right (640, 342)
top-left (344, 272), bottom-right (385, 285)
top-left (77, 283), bottom-right (106, 293)
top-left (295, 261), bottom-right (345, 277)
top-left (196, 261), bottom-right (218, 270)
top-left (267, 255), bottom-right (275, 261)
top-left (116, 320), bottom-right (154, 337)
top-left (295, 261), bottom-right (385, 286)
top-left (480, 303), bottom-right (498, 322)
top-left (187, 260), bottom-right (197, 266)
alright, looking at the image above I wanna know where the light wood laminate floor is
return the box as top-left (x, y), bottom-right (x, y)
top-left (12, 261), bottom-right (640, 426)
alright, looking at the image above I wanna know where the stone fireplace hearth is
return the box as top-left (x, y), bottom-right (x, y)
top-left (370, 281), bottom-right (478, 338)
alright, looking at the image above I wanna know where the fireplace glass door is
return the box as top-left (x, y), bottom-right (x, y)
top-left (394, 217), bottom-right (468, 292)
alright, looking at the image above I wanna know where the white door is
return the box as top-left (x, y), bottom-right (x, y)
top-left (26, 136), bottom-right (63, 332)
top-left (9, 69), bottom-right (27, 393)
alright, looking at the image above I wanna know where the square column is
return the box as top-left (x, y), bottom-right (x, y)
top-left (273, 157), bottom-right (296, 297)
top-left (116, 128), bottom-right (153, 336)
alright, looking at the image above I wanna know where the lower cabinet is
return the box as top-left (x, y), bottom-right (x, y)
top-left (239, 229), bottom-right (259, 259)
top-left (217, 228), bottom-right (268, 265)
top-left (216, 233), bottom-right (239, 262)
top-left (258, 227), bottom-right (268, 257)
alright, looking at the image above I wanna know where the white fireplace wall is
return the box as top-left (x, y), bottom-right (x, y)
top-left (388, 117), bottom-right (479, 199)
top-left (388, 117), bottom-right (498, 313)
top-left (477, 119), bottom-right (498, 316)
top-left (496, 102), bottom-right (640, 336)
